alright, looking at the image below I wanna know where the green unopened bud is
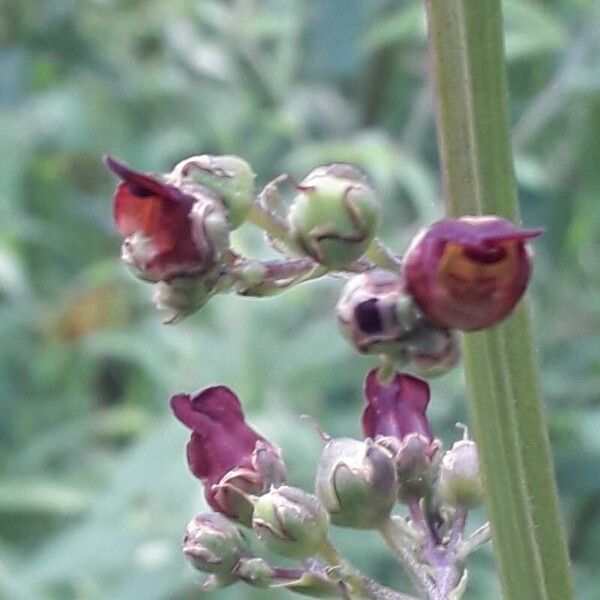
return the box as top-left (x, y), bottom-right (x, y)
top-left (234, 558), bottom-right (340, 597)
top-left (383, 433), bottom-right (440, 502)
top-left (173, 154), bottom-right (256, 228)
top-left (289, 164), bottom-right (380, 269)
top-left (315, 438), bottom-right (397, 529)
top-left (182, 513), bottom-right (248, 585)
top-left (438, 439), bottom-right (482, 508)
top-left (233, 557), bottom-right (275, 587)
top-left (153, 274), bottom-right (220, 324)
top-left (252, 486), bottom-right (329, 559)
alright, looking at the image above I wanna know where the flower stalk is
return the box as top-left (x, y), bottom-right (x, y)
top-left (424, 0), bottom-right (573, 598)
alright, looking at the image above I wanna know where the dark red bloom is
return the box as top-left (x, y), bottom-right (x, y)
top-left (105, 156), bottom-right (226, 282)
top-left (362, 368), bottom-right (432, 442)
top-left (171, 386), bottom-right (286, 524)
top-left (403, 216), bottom-right (542, 331)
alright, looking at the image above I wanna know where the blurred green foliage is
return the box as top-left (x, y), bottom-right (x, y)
top-left (0, 0), bottom-right (599, 598)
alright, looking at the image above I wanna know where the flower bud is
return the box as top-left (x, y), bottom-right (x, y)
top-left (289, 164), bottom-right (380, 268)
top-left (403, 216), bottom-right (542, 330)
top-left (394, 433), bottom-right (440, 502)
top-left (105, 156), bottom-right (230, 283)
top-left (153, 274), bottom-right (220, 324)
top-left (172, 154), bottom-right (256, 228)
top-left (315, 437), bottom-right (397, 529)
top-left (252, 486), bottom-right (329, 559)
top-left (234, 558), bottom-right (340, 597)
top-left (233, 557), bottom-right (276, 587)
top-left (171, 387), bottom-right (287, 525)
top-left (182, 513), bottom-right (248, 585)
top-left (403, 322), bottom-right (460, 378)
top-left (437, 439), bottom-right (482, 508)
top-left (336, 270), bottom-right (459, 377)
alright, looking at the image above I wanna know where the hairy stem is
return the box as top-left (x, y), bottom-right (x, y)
top-left (424, 1), bottom-right (574, 598)
top-left (380, 518), bottom-right (436, 600)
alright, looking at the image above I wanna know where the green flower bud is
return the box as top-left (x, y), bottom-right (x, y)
top-left (182, 513), bottom-right (248, 585)
top-left (233, 557), bottom-right (276, 587)
top-left (289, 164), bottom-right (381, 268)
top-left (315, 438), bottom-right (397, 529)
top-left (153, 274), bottom-right (220, 324)
top-left (381, 433), bottom-right (440, 502)
top-left (438, 439), bottom-right (482, 508)
top-left (173, 154), bottom-right (256, 228)
top-left (234, 558), bottom-right (341, 597)
top-left (252, 486), bottom-right (329, 559)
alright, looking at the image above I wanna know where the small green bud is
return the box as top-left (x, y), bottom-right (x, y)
top-left (173, 154), bottom-right (256, 228)
top-left (381, 433), bottom-right (440, 502)
top-left (182, 513), bottom-right (248, 585)
top-left (315, 438), bottom-right (397, 529)
top-left (234, 558), bottom-right (341, 597)
top-left (153, 274), bottom-right (220, 324)
top-left (233, 557), bottom-right (276, 587)
top-left (252, 485), bottom-right (329, 559)
top-left (438, 439), bottom-right (482, 508)
top-left (289, 164), bottom-right (381, 269)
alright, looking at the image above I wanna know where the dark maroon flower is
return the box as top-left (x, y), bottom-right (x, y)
top-left (362, 368), bottom-right (432, 442)
top-left (105, 155), bottom-right (228, 282)
top-left (171, 386), bottom-right (286, 524)
top-left (403, 216), bottom-right (542, 331)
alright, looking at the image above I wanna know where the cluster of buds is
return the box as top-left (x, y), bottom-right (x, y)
top-left (105, 154), bottom-right (541, 599)
top-left (106, 154), bottom-right (540, 338)
top-left (105, 154), bottom-right (255, 322)
top-left (172, 374), bottom-right (486, 598)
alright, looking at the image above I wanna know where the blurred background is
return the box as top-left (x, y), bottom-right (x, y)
top-left (1, 0), bottom-right (599, 598)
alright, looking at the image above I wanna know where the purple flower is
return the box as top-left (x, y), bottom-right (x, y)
top-left (171, 386), bottom-right (286, 524)
top-left (362, 368), bottom-right (433, 442)
top-left (105, 156), bottom-right (226, 282)
top-left (403, 216), bottom-right (542, 330)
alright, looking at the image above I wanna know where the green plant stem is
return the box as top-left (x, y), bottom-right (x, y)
top-left (424, 1), bottom-right (573, 599)
top-left (366, 239), bottom-right (402, 271)
top-left (379, 519), bottom-right (435, 600)
top-left (318, 538), bottom-right (418, 600)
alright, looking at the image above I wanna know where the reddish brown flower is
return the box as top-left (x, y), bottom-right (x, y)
top-left (403, 216), bottom-right (542, 331)
top-left (105, 156), bottom-right (227, 282)
top-left (171, 386), bottom-right (286, 524)
top-left (362, 368), bottom-right (432, 442)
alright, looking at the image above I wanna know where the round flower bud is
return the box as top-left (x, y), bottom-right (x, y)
top-left (393, 433), bottom-right (440, 502)
top-left (182, 513), bottom-right (248, 584)
top-left (172, 154), bottom-right (256, 229)
top-left (403, 216), bottom-right (542, 331)
top-left (233, 557), bottom-right (276, 587)
top-left (437, 439), bottom-right (482, 508)
top-left (289, 164), bottom-right (381, 269)
top-left (336, 270), bottom-right (459, 377)
top-left (315, 437), bottom-right (397, 529)
top-left (252, 486), bottom-right (329, 559)
top-left (153, 274), bottom-right (220, 324)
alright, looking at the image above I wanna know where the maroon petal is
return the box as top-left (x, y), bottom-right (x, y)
top-left (104, 155), bottom-right (196, 209)
top-left (362, 368), bottom-right (432, 442)
top-left (431, 217), bottom-right (542, 247)
top-left (171, 386), bottom-right (265, 486)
